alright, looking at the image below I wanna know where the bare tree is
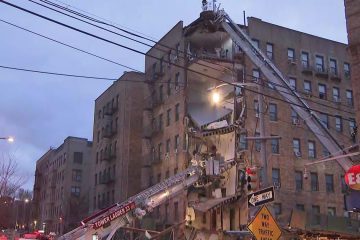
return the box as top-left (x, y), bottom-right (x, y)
top-left (0, 153), bottom-right (27, 198)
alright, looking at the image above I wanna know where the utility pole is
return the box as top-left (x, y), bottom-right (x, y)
top-left (258, 78), bottom-right (268, 187)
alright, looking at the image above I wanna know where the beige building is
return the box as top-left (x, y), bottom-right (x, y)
top-left (89, 71), bottom-right (144, 213)
top-left (141, 7), bottom-right (359, 238)
top-left (32, 137), bottom-right (92, 235)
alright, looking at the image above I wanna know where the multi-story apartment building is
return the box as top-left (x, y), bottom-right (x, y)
top-left (345, 0), bottom-right (360, 126)
top-left (33, 137), bottom-right (92, 235)
top-left (89, 71), bottom-right (144, 213)
top-left (141, 6), bottom-right (359, 238)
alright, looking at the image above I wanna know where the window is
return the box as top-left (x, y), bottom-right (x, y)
top-left (254, 100), bottom-right (259, 117)
top-left (315, 55), bottom-right (324, 72)
top-left (304, 80), bottom-right (311, 93)
top-left (322, 146), bottom-right (330, 157)
top-left (271, 138), bottom-right (279, 154)
top-left (308, 141), bottom-right (316, 158)
top-left (176, 43), bottom-right (180, 57)
top-left (175, 103), bottom-right (180, 121)
top-left (329, 59), bottom-right (337, 75)
top-left (166, 139), bottom-right (171, 154)
top-left (346, 90), bottom-right (353, 106)
top-left (252, 39), bottom-right (259, 48)
top-left (341, 175), bottom-right (348, 193)
top-left (167, 78), bottom-right (171, 96)
top-left (71, 186), bottom-right (80, 197)
top-left (157, 173), bottom-right (161, 183)
top-left (349, 118), bottom-right (356, 135)
top-left (311, 172), bottom-right (319, 191)
top-left (266, 43), bottom-right (273, 60)
top-left (344, 62), bottom-right (350, 77)
top-left (289, 78), bottom-right (296, 90)
top-left (325, 174), bottom-right (334, 192)
top-left (158, 143), bottom-right (163, 161)
top-left (252, 69), bottom-right (260, 82)
top-left (98, 110), bottom-right (101, 119)
top-left (332, 87), bottom-right (340, 102)
top-left (328, 207), bottom-right (336, 216)
top-left (312, 205), bottom-right (320, 225)
top-left (255, 132), bottom-right (261, 152)
top-left (152, 62), bottom-right (157, 80)
top-left (159, 85), bottom-right (164, 103)
top-left (165, 203), bottom-right (169, 222)
top-left (72, 170), bottom-right (82, 182)
top-left (174, 135), bottom-right (180, 151)
top-left (159, 114), bottom-right (163, 130)
top-left (175, 72), bottom-right (180, 90)
top-left (159, 57), bottom-right (164, 73)
top-left (296, 204), bottom-right (305, 211)
top-left (95, 174), bottom-right (97, 185)
top-left (167, 50), bottom-right (171, 67)
top-left (96, 152), bottom-right (99, 164)
top-left (174, 202), bottom-right (179, 222)
top-left (319, 113), bottom-right (329, 128)
top-left (239, 133), bottom-right (248, 150)
top-left (293, 139), bottom-right (301, 156)
top-left (272, 168), bottom-right (280, 185)
top-left (274, 203), bottom-right (282, 217)
top-left (73, 152), bottom-right (83, 164)
top-left (295, 171), bottom-right (303, 191)
top-left (269, 103), bottom-right (277, 121)
top-left (335, 116), bottom-right (342, 132)
top-left (166, 109), bottom-right (171, 126)
top-left (288, 48), bottom-right (295, 61)
top-left (301, 52), bottom-right (309, 68)
top-left (318, 84), bottom-right (326, 99)
top-left (291, 108), bottom-right (298, 121)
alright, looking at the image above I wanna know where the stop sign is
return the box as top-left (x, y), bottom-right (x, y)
top-left (345, 165), bottom-right (360, 190)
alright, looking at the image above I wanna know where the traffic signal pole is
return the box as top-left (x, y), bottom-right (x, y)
top-left (258, 79), bottom-right (269, 187)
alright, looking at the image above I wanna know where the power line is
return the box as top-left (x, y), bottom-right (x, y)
top-left (46, 0), bottom-right (158, 41)
top-left (1, 1), bottom-right (355, 123)
top-left (0, 19), bottom-right (141, 73)
top-left (33, 0), bottom-right (357, 119)
top-left (0, 64), bottom-right (186, 87)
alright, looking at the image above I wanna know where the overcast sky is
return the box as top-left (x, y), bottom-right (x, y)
top-left (0, 0), bottom-right (348, 190)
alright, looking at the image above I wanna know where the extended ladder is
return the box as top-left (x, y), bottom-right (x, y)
top-left (59, 166), bottom-right (202, 240)
top-left (216, 10), bottom-right (353, 171)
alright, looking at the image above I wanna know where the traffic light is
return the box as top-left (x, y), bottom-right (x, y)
top-left (246, 167), bottom-right (258, 192)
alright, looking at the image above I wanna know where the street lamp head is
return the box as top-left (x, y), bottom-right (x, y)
top-left (24, 198), bottom-right (29, 203)
top-left (211, 91), bottom-right (221, 104)
top-left (7, 136), bottom-right (14, 143)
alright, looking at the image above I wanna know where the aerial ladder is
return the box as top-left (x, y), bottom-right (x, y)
top-left (59, 161), bottom-right (235, 240)
top-left (215, 9), bottom-right (354, 171)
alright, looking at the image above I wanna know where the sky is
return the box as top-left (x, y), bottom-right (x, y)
top-left (0, 0), bottom-right (348, 190)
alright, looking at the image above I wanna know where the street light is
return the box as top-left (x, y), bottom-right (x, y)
top-left (0, 136), bottom-right (14, 142)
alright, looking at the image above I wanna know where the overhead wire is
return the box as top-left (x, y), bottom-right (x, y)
top-left (5, 0), bottom-right (353, 122)
top-left (0, 62), bottom-right (354, 149)
top-left (1, 0), bottom-right (355, 122)
top-left (0, 19), bottom-right (140, 73)
top-left (36, 0), bottom-right (355, 112)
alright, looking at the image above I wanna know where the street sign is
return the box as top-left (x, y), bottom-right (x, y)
top-left (248, 186), bottom-right (275, 207)
top-left (247, 205), bottom-right (282, 240)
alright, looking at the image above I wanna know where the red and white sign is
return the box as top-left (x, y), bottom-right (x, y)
top-left (345, 165), bottom-right (360, 190)
top-left (93, 202), bottom-right (136, 229)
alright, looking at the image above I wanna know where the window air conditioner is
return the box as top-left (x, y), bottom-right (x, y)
top-left (294, 151), bottom-right (301, 158)
top-left (292, 118), bottom-right (300, 125)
